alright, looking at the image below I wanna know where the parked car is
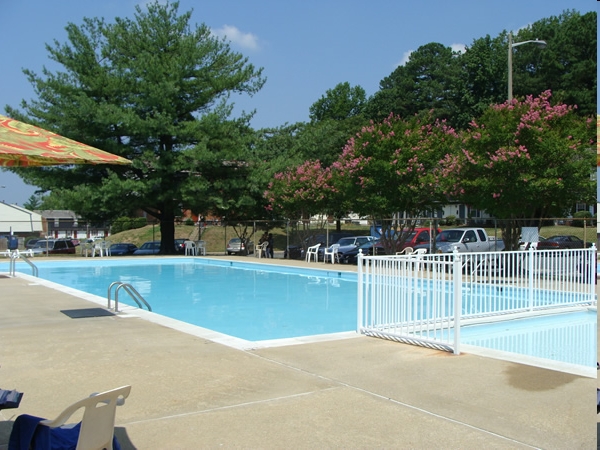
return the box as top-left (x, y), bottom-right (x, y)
top-left (133, 241), bottom-right (161, 255)
top-left (338, 240), bottom-right (387, 264)
top-left (414, 227), bottom-right (504, 254)
top-left (320, 236), bottom-right (376, 261)
top-left (174, 239), bottom-right (188, 254)
top-left (536, 235), bottom-right (592, 250)
top-left (30, 239), bottom-right (77, 255)
top-left (226, 238), bottom-right (254, 255)
top-left (25, 238), bottom-right (43, 249)
top-left (109, 243), bottom-right (138, 256)
top-left (396, 228), bottom-right (441, 252)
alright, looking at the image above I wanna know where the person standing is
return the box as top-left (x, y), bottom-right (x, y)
top-left (267, 233), bottom-right (274, 258)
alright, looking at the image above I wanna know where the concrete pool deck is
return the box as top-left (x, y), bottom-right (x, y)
top-left (0, 255), bottom-right (597, 449)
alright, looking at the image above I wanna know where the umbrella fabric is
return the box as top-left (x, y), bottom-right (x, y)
top-left (0, 114), bottom-right (131, 167)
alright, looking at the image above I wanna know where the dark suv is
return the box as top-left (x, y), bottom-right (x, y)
top-left (30, 239), bottom-right (76, 255)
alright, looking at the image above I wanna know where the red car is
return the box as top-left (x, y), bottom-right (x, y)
top-left (536, 235), bottom-right (592, 250)
top-left (396, 228), bottom-right (440, 251)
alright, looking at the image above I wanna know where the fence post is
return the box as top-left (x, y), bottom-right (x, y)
top-left (452, 248), bottom-right (461, 355)
top-left (357, 250), bottom-right (363, 333)
top-left (589, 244), bottom-right (597, 298)
top-left (528, 245), bottom-right (535, 311)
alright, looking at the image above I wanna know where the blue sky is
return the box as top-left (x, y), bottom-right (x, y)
top-left (0, 0), bottom-right (597, 206)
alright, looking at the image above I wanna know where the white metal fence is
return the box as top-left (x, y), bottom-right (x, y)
top-left (357, 246), bottom-right (597, 354)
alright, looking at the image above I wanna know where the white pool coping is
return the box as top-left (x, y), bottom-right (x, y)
top-left (11, 271), bottom-right (597, 378)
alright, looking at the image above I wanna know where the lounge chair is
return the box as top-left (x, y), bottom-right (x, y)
top-left (9, 385), bottom-right (131, 450)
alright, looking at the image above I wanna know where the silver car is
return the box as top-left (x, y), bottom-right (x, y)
top-left (226, 238), bottom-right (254, 255)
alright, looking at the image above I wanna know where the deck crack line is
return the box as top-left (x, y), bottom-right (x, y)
top-left (246, 352), bottom-right (541, 449)
top-left (121, 386), bottom-right (341, 426)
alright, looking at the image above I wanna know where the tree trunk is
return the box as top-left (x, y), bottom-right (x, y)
top-left (160, 209), bottom-right (177, 255)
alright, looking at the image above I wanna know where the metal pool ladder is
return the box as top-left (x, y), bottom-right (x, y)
top-left (108, 282), bottom-right (152, 313)
top-left (8, 252), bottom-right (38, 277)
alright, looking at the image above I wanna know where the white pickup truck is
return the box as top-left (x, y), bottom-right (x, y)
top-left (415, 227), bottom-right (504, 254)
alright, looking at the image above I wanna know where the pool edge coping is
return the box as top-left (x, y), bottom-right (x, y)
top-left (7, 265), bottom-right (597, 378)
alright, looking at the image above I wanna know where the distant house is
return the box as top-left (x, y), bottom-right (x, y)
top-left (0, 202), bottom-right (43, 235)
top-left (35, 210), bottom-right (109, 241)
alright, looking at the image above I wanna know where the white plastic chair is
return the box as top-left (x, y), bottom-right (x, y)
top-left (12, 385), bottom-right (131, 450)
top-left (184, 240), bottom-right (197, 256)
top-left (396, 247), bottom-right (414, 256)
top-left (81, 242), bottom-right (93, 257)
top-left (305, 244), bottom-right (320, 262)
top-left (409, 248), bottom-right (428, 270)
top-left (323, 244), bottom-right (340, 264)
top-left (196, 240), bottom-right (206, 256)
top-left (102, 241), bottom-right (112, 257)
top-left (257, 241), bottom-right (269, 258)
top-left (92, 241), bottom-right (103, 257)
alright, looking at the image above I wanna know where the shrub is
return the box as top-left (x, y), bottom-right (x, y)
top-left (572, 211), bottom-right (592, 228)
top-left (444, 215), bottom-right (457, 226)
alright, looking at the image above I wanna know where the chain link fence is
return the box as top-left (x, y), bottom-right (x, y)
top-left (0, 215), bottom-right (597, 256)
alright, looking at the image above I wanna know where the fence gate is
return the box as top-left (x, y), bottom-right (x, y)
top-left (357, 246), bottom-right (597, 354)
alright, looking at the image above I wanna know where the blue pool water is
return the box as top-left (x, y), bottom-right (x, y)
top-left (458, 310), bottom-right (596, 368)
top-left (13, 258), bottom-right (596, 368)
top-left (29, 258), bottom-right (358, 341)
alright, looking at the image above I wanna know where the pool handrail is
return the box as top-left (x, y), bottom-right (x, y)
top-left (8, 251), bottom-right (38, 277)
top-left (108, 281), bottom-right (152, 313)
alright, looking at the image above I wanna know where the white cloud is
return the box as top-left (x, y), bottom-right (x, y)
top-left (450, 43), bottom-right (466, 55)
top-left (212, 25), bottom-right (260, 51)
top-left (395, 50), bottom-right (413, 67)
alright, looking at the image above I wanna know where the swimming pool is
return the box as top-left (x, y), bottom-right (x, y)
top-left (12, 258), bottom-right (597, 370)
top-left (29, 258), bottom-right (358, 341)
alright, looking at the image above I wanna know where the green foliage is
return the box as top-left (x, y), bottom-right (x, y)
top-left (22, 194), bottom-right (44, 211)
top-left (443, 215), bottom-right (457, 226)
top-left (5, 1), bottom-right (265, 254)
top-left (572, 210), bottom-right (592, 227)
top-left (111, 216), bottom-right (148, 234)
top-left (365, 43), bottom-right (463, 126)
top-left (366, 11), bottom-right (596, 129)
top-left (309, 82), bottom-right (367, 122)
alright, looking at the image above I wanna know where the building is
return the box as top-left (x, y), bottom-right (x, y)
top-left (0, 202), bottom-right (43, 236)
top-left (36, 210), bottom-right (109, 241)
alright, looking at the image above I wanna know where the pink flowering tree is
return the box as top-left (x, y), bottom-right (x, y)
top-left (331, 112), bottom-right (459, 253)
top-left (439, 91), bottom-right (596, 250)
top-left (264, 160), bottom-right (344, 237)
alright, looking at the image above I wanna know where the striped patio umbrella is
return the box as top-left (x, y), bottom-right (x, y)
top-left (0, 114), bottom-right (131, 167)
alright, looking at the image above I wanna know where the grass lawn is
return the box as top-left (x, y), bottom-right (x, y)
top-left (107, 222), bottom-right (597, 255)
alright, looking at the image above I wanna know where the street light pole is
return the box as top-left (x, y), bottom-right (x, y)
top-left (508, 32), bottom-right (547, 101)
